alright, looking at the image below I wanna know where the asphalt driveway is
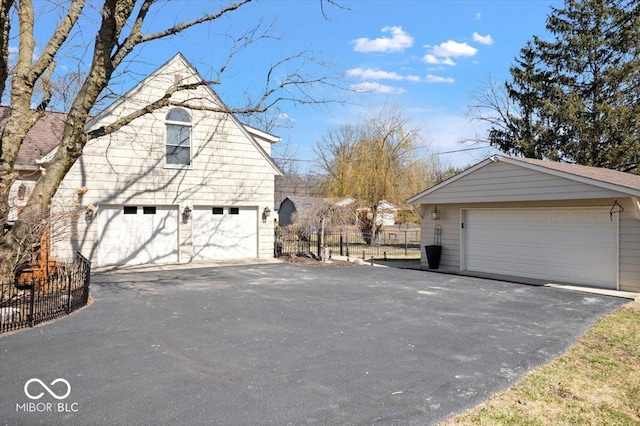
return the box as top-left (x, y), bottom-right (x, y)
top-left (0, 263), bottom-right (628, 425)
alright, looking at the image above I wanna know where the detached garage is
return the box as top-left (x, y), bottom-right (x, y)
top-left (407, 156), bottom-right (640, 292)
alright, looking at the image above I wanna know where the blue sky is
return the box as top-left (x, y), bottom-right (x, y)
top-left (206, 0), bottom-right (563, 171)
top-left (37, 0), bottom-right (564, 171)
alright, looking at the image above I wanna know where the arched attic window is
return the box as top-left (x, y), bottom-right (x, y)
top-left (165, 107), bottom-right (191, 166)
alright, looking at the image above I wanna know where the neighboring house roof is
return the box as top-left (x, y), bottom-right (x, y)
top-left (334, 197), bottom-right (356, 207)
top-left (280, 196), bottom-right (324, 212)
top-left (407, 155), bottom-right (640, 203)
top-left (0, 107), bottom-right (67, 170)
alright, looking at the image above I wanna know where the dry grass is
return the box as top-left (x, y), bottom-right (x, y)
top-left (442, 300), bottom-right (640, 426)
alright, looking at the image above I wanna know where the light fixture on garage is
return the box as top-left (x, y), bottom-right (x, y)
top-left (431, 205), bottom-right (441, 221)
top-left (262, 206), bottom-right (271, 223)
top-left (610, 199), bottom-right (624, 221)
top-left (182, 206), bottom-right (192, 223)
top-left (85, 204), bottom-right (96, 222)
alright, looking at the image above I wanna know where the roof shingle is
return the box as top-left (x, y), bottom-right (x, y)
top-left (506, 156), bottom-right (640, 192)
top-left (0, 107), bottom-right (66, 169)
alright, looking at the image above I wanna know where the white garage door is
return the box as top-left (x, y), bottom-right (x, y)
top-left (192, 206), bottom-right (258, 261)
top-left (98, 205), bottom-right (179, 267)
top-left (463, 208), bottom-right (617, 288)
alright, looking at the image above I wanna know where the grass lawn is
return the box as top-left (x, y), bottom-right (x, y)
top-left (442, 299), bottom-right (640, 426)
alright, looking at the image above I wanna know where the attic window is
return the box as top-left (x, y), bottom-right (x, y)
top-left (165, 107), bottom-right (191, 166)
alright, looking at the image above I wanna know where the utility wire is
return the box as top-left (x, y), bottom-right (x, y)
top-left (273, 145), bottom-right (490, 163)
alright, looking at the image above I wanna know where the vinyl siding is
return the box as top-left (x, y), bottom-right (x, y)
top-left (415, 162), bottom-right (631, 204)
top-left (51, 56), bottom-right (277, 264)
top-left (418, 199), bottom-right (640, 292)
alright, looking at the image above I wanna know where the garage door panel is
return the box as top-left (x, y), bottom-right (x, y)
top-left (465, 208), bottom-right (617, 288)
top-left (192, 207), bottom-right (257, 261)
top-left (98, 206), bottom-right (178, 267)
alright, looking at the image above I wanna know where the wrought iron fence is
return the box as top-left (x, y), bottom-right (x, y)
top-left (0, 252), bottom-right (91, 334)
top-left (276, 226), bottom-right (421, 260)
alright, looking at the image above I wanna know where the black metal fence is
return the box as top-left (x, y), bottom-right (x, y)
top-left (0, 253), bottom-right (91, 334)
top-left (276, 226), bottom-right (421, 260)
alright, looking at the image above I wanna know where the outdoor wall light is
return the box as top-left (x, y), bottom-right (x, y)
top-left (85, 204), bottom-right (96, 222)
top-left (262, 206), bottom-right (271, 223)
top-left (431, 205), bottom-right (441, 221)
top-left (17, 183), bottom-right (26, 201)
top-left (182, 206), bottom-right (192, 223)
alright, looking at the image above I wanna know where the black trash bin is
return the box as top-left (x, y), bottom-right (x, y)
top-left (425, 224), bottom-right (442, 269)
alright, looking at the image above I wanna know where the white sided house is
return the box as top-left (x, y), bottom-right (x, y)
top-left (407, 155), bottom-right (640, 292)
top-left (44, 53), bottom-right (282, 267)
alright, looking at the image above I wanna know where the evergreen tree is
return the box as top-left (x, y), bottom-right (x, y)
top-left (491, 0), bottom-right (640, 173)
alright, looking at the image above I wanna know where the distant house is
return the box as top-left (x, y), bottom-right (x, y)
top-left (278, 196), bottom-right (398, 228)
top-left (278, 196), bottom-right (324, 227)
top-left (4, 109), bottom-right (66, 222)
top-left (356, 200), bottom-right (398, 227)
top-left (9, 53), bottom-right (282, 267)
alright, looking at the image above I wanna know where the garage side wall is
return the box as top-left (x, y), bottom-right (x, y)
top-left (49, 57), bottom-right (277, 266)
top-left (419, 199), bottom-right (640, 292)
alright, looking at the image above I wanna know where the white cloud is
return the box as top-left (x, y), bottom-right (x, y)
top-left (472, 32), bottom-right (494, 45)
top-left (426, 74), bottom-right (455, 84)
top-left (432, 40), bottom-right (477, 58)
top-left (277, 112), bottom-right (296, 124)
top-left (352, 26), bottom-right (414, 53)
top-left (350, 82), bottom-right (405, 94)
top-left (423, 54), bottom-right (456, 66)
top-left (347, 67), bottom-right (421, 82)
top-left (423, 40), bottom-right (478, 66)
top-left (347, 68), bottom-right (403, 80)
top-left (475, 12), bottom-right (482, 20)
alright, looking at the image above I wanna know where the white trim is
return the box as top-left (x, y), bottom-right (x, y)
top-left (616, 216), bottom-right (620, 291)
top-left (243, 124), bottom-right (281, 143)
top-left (459, 208), bottom-right (467, 270)
top-left (164, 107), bottom-right (193, 168)
top-left (632, 197), bottom-right (640, 220)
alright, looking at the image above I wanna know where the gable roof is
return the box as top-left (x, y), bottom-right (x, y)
top-left (6, 53), bottom-right (282, 175)
top-left (87, 53), bottom-right (282, 175)
top-left (1, 107), bottom-right (67, 169)
top-left (407, 155), bottom-right (640, 203)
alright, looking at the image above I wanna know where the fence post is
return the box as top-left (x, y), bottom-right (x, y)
top-left (340, 234), bottom-right (343, 256)
top-left (28, 280), bottom-right (35, 327)
top-left (404, 230), bottom-right (408, 256)
top-left (345, 229), bottom-right (349, 257)
top-left (66, 271), bottom-right (73, 313)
